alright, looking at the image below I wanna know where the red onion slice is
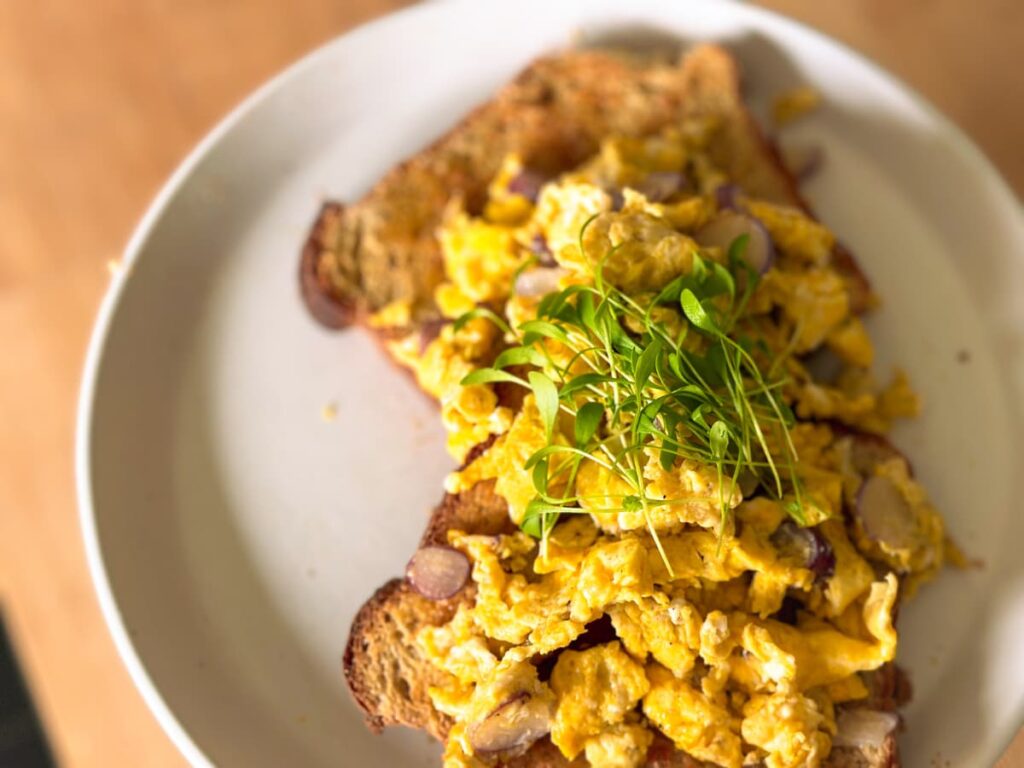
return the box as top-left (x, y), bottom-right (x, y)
top-left (468, 692), bottom-right (552, 755)
top-left (406, 546), bottom-right (470, 600)
top-left (800, 345), bottom-right (844, 385)
top-left (605, 187), bottom-right (625, 211)
top-left (833, 709), bottom-right (899, 748)
top-left (849, 432), bottom-right (912, 478)
top-left (514, 267), bottom-right (568, 298)
top-left (418, 317), bottom-right (451, 354)
top-left (771, 520), bottom-right (835, 580)
top-left (715, 183), bottom-right (740, 211)
top-left (782, 143), bottom-right (825, 182)
top-left (529, 234), bottom-right (556, 267)
top-left (696, 211), bottom-right (775, 275)
top-left (855, 475), bottom-right (917, 554)
top-left (634, 171), bottom-right (687, 202)
top-left (507, 169), bottom-right (547, 203)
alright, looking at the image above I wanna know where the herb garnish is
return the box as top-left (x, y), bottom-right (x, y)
top-left (457, 217), bottom-right (802, 571)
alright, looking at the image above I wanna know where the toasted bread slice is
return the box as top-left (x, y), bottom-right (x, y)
top-left (300, 45), bottom-right (870, 331)
top-left (344, 479), bottom-right (905, 767)
top-left (333, 45), bottom-right (895, 767)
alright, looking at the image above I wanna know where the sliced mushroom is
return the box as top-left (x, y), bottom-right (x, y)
top-left (405, 546), bottom-right (470, 600)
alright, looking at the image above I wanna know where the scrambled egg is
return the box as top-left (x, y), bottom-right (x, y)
top-left (550, 643), bottom-right (649, 759)
top-left (388, 126), bottom-right (947, 767)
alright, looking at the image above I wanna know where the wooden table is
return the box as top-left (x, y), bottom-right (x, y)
top-left (0, 1), bottom-right (1020, 765)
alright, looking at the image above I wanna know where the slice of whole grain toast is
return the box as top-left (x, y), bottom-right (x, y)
top-left (300, 44), bottom-right (870, 332)
top-left (344, 479), bottom-right (906, 768)
top-left (334, 44), bottom-right (896, 767)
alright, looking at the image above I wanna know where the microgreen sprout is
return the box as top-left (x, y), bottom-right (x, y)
top-left (458, 217), bottom-right (802, 570)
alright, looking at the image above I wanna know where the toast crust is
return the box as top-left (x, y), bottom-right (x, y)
top-left (343, 577), bottom-right (462, 741)
top-left (299, 201), bottom-right (351, 328)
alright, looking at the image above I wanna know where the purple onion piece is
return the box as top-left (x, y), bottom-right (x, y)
top-left (468, 692), bottom-right (551, 755)
top-left (738, 470), bottom-right (761, 498)
top-left (695, 210), bottom-right (775, 275)
top-left (847, 432), bottom-right (912, 478)
top-left (507, 169), bottom-right (548, 203)
top-left (771, 520), bottom-right (835, 580)
top-left (606, 187), bottom-right (625, 211)
top-left (800, 344), bottom-right (844, 385)
top-left (514, 267), bottom-right (568, 298)
top-left (406, 546), bottom-right (470, 600)
top-left (634, 171), bottom-right (688, 202)
top-left (854, 475), bottom-right (917, 555)
top-left (714, 183), bottom-right (740, 211)
top-left (833, 709), bottom-right (899, 749)
top-left (529, 234), bottom-right (556, 267)
top-left (782, 143), bottom-right (826, 182)
top-left (418, 317), bottom-right (451, 354)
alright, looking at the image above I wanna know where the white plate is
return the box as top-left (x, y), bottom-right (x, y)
top-left (77, 1), bottom-right (1024, 766)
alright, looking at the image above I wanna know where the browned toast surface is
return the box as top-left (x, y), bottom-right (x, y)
top-left (344, 577), bottom-right (457, 741)
top-left (305, 50), bottom-right (697, 326)
top-left (344, 479), bottom-right (903, 767)
top-left (301, 44), bottom-right (871, 330)
top-left (334, 44), bottom-right (896, 768)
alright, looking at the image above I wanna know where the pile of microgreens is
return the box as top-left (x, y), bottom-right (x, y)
top-left (456, 217), bottom-right (803, 572)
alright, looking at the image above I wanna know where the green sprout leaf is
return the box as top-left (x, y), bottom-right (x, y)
top-left (709, 420), bottom-right (730, 460)
top-left (680, 288), bottom-right (721, 335)
top-left (634, 338), bottom-right (662, 393)
top-left (520, 320), bottom-right (569, 346)
top-left (622, 495), bottom-right (643, 513)
top-left (493, 346), bottom-right (545, 369)
top-left (460, 368), bottom-right (523, 387)
top-left (459, 212), bottom-right (806, 556)
top-left (574, 401), bottom-right (604, 448)
top-left (727, 233), bottom-right (751, 270)
top-left (531, 458), bottom-right (550, 495)
top-left (528, 370), bottom-right (559, 440)
top-left (521, 498), bottom-right (570, 538)
top-left (561, 372), bottom-right (614, 397)
top-left (453, 306), bottom-right (512, 335)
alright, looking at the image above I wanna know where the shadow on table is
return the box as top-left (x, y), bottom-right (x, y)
top-left (0, 609), bottom-right (57, 768)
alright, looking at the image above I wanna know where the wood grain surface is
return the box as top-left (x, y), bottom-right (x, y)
top-left (0, 1), bottom-right (1020, 766)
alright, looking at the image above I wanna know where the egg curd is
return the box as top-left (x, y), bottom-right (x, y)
top-left (378, 124), bottom-right (946, 768)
